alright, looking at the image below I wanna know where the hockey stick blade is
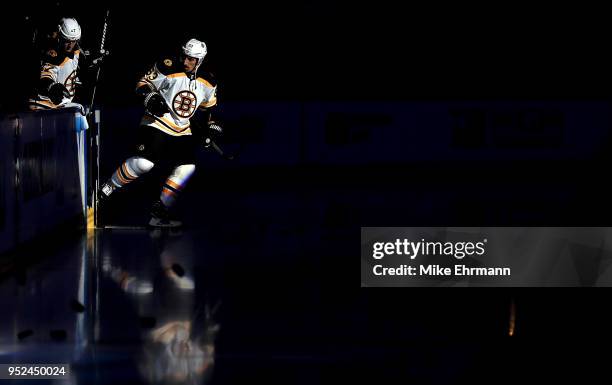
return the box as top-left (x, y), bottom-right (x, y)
top-left (209, 140), bottom-right (235, 161)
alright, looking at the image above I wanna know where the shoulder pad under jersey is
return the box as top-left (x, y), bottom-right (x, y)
top-left (198, 71), bottom-right (217, 87)
top-left (42, 49), bottom-right (64, 66)
top-left (155, 57), bottom-right (181, 76)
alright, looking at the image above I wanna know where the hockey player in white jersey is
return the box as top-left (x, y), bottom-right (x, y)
top-left (29, 17), bottom-right (107, 111)
top-left (29, 18), bottom-right (83, 110)
top-left (98, 38), bottom-right (222, 227)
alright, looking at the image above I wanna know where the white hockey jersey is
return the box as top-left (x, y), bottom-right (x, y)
top-left (137, 58), bottom-right (218, 136)
top-left (29, 48), bottom-right (81, 110)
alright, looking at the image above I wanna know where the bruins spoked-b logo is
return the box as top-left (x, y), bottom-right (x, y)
top-left (172, 91), bottom-right (197, 118)
top-left (64, 70), bottom-right (78, 97)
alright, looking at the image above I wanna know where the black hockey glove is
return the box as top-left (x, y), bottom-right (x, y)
top-left (208, 121), bottom-right (223, 139)
top-left (202, 121), bottom-right (223, 147)
top-left (48, 82), bottom-right (70, 105)
top-left (90, 50), bottom-right (110, 68)
top-left (145, 92), bottom-right (170, 117)
top-left (82, 49), bottom-right (110, 70)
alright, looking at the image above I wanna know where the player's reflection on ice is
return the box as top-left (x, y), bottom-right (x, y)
top-left (101, 230), bottom-right (196, 294)
top-left (99, 228), bottom-right (220, 384)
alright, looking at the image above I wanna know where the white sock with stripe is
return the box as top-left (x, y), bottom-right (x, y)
top-left (110, 156), bottom-right (155, 189)
top-left (159, 164), bottom-right (195, 207)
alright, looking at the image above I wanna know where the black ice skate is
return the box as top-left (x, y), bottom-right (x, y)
top-left (98, 181), bottom-right (115, 205)
top-left (95, 181), bottom-right (115, 227)
top-left (148, 199), bottom-right (182, 228)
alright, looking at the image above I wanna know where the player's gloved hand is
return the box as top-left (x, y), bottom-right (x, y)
top-left (48, 82), bottom-right (70, 105)
top-left (202, 121), bottom-right (223, 148)
top-left (207, 121), bottom-right (223, 138)
top-left (89, 50), bottom-right (110, 69)
top-left (203, 137), bottom-right (213, 148)
top-left (145, 92), bottom-right (170, 117)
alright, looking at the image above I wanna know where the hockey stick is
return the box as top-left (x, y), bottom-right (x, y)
top-left (194, 119), bottom-right (236, 161)
top-left (88, 10), bottom-right (110, 114)
top-left (91, 10), bottom-right (110, 228)
top-left (205, 137), bottom-right (235, 161)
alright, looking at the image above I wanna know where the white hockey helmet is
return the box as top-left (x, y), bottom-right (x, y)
top-left (182, 38), bottom-right (207, 73)
top-left (182, 38), bottom-right (207, 60)
top-left (58, 18), bottom-right (81, 41)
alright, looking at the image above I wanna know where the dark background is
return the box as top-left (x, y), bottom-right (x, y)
top-left (2, 2), bottom-right (612, 384)
top-left (3, 0), bottom-right (612, 106)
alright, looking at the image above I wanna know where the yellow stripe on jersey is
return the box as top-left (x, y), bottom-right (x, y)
top-left (136, 80), bottom-right (155, 91)
top-left (150, 121), bottom-right (193, 136)
top-left (29, 99), bottom-right (58, 109)
top-left (142, 114), bottom-right (192, 135)
top-left (54, 50), bottom-right (79, 68)
top-left (29, 103), bottom-right (53, 111)
top-left (158, 116), bottom-right (190, 132)
top-left (167, 73), bottom-right (187, 79)
top-left (199, 96), bottom-right (217, 109)
top-left (197, 78), bottom-right (214, 88)
top-left (58, 56), bottom-right (70, 67)
top-left (139, 78), bottom-right (158, 91)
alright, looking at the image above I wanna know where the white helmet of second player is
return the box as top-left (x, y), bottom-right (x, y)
top-left (58, 18), bottom-right (81, 41)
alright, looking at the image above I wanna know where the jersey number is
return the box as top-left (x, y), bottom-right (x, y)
top-left (145, 67), bottom-right (158, 81)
